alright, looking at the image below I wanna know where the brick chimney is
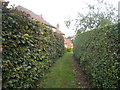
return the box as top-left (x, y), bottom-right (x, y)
top-left (56, 24), bottom-right (59, 30)
top-left (39, 14), bottom-right (43, 18)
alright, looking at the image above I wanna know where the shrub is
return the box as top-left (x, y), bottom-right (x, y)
top-left (66, 46), bottom-right (73, 52)
top-left (2, 7), bottom-right (64, 88)
top-left (73, 24), bottom-right (120, 88)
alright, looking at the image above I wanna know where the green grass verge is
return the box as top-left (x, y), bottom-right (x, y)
top-left (40, 52), bottom-right (78, 88)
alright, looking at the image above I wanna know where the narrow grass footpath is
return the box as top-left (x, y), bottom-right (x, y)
top-left (40, 52), bottom-right (78, 88)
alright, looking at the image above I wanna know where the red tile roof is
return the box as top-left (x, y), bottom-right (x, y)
top-left (16, 5), bottom-right (56, 29)
top-left (55, 30), bottom-right (65, 35)
top-left (64, 39), bottom-right (73, 47)
top-left (64, 39), bottom-right (71, 43)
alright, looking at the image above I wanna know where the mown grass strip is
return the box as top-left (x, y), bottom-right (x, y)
top-left (40, 52), bottom-right (78, 88)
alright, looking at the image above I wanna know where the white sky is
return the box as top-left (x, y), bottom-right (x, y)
top-left (7, 0), bottom-right (119, 37)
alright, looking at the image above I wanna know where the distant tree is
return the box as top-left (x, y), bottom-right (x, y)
top-left (65, 0), bottom-right (117, 33)
top-left (66, 36), bottom-right (73, 40)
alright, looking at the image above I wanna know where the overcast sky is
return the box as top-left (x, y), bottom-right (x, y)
top-left (7, 0), bottom-right (119, 37)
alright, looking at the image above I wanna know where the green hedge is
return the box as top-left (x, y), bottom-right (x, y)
top-left (73, 24), bottom-right (120, 88)
top-left (2, 7), bottom-right (64, 88)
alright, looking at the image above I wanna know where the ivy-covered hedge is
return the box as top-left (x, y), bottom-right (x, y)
top-left (73, 24), bottom-right (120, 88)
top-left (2, 7), bottom-right (64, 88)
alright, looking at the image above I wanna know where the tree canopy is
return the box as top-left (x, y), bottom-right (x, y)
top-left (65, 0), bottom-right (118, 33)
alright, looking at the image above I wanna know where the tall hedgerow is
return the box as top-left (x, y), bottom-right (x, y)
top-left (2, 7), bottom-right (64, 88)
top-left (73, 24), bottom-right (120, 88)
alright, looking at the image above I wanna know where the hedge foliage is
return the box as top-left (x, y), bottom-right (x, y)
top-left (2, 7), bottom-right (64, 88)
top-left (73, 24), bottom-right (120, 88)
